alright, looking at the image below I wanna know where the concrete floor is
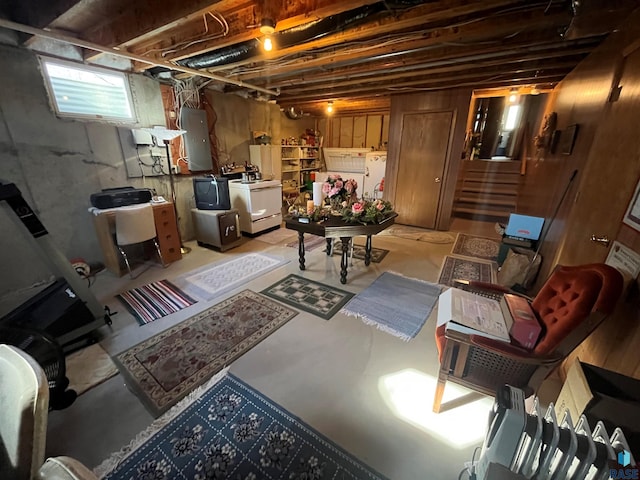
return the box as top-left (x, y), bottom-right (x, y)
top-left (45, 218), bottom-right (560, 479)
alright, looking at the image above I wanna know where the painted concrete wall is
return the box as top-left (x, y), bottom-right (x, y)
top-left (0, 39), bottom-right (315, 302)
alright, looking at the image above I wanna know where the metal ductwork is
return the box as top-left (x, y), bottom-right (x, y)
top-left (178, 0), bottom-right (429, 70)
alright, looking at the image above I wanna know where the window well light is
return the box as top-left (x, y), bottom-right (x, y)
top-left (327, 101), bottom-right (333, 113)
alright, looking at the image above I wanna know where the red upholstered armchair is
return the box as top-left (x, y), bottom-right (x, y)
top-left (433, 263), bottom-right (623, 413)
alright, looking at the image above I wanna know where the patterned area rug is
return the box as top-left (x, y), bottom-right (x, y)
top-left (66, 343), bottom-right (118, 396)
top-left (114, 290), bottom-right (298, 416)
top-left (261, 274), bottom-right (354, 320)
top-left (252, 227), bottom-right (297, 245)
top-left (452, 233), bottom-right (501, 261)
top-left (172, 253), bottom-right (289, 301)
top-left (95, 374), bottom-right (388, 480)
top-left (285, 235), bottom-right (327, 252)
top-left (341, 271), bottom-right (442, 341)
top-left (330, 240), bottom-right (389, 263)
top-left (116, 280), bottom-right (197, 325)
top-left (437, 255), bottom-right (497, 287)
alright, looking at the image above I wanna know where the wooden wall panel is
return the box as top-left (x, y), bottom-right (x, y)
top-left (339, 117), bottom-right (354, 147)
top-left (386, 88), bottom-right (472, 230)
top-left (330, 117), bottom-right (340, 146)
top-left (353, 115), bottom-right (367, 148)
top-left (366, 115), bottom-right (382, 150)
top-left (519, 10), bottom-right (640, 380)
top-left (382, 114), bottom-right (390, 148)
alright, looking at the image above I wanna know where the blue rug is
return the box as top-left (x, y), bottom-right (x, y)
top-left (96, 373), bottom-right (388, 480)
top-left (340, 271), bottom-right (442, 341)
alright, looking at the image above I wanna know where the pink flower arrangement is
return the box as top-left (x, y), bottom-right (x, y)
top-left (323, 174), bottom-right (358, 202)
top-left (341, 198), bottom-right (395, 224)
top-left (351, 201), bottom-right (365, 214)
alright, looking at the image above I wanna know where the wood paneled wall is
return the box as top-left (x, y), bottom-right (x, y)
top-left (318, 114), bottom-right (390, 149)
top-left (385, 88), bottom-right (472, 231)
top-left (514, 10), bottom-right (640, 379)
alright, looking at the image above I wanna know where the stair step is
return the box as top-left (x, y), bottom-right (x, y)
top-left (453, 206), bottom-right (512, 218)
top-left (463, 173), bottom-right (520, 185)
top-left (460, 185), bottom-right (518, 195)
top-left (462, 160), bottom-right (522, 174)
top-left (457, 195), bottom-right (517, 207)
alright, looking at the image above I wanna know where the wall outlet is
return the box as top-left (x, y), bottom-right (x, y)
top-left (171, 165), bottom-right (180, 174)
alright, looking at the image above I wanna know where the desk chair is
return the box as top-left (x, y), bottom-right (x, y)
top-left (115, 204), bottom-right (165, 278)
top-left (433, 263), bottom-right (623, 413)
top-left (0, 344), bottom-right (97, 480)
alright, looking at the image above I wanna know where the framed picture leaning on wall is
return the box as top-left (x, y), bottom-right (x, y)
top-left (623, 175), bottom-right (640, 232)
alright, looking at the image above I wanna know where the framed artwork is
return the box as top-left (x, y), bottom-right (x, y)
top-left (559, 124), bottom-right (578, 155)
top-left (623, 176), bottom-right (640, 232)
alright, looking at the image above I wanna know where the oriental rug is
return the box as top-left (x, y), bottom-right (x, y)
top-left (451, 233), bottom-right (501, 261)
top-left (285, 234), bottom-right (327, 252)
top-left (116, 280), bottom-right (197, 325)
top-left (172, 253), bottom-right (289, 301)
top-left (261, 274), bottom-right (354, 320)
top-left (437, 254), bottom-right (497, 288)
top-left (114, 290), bottom-right (297, 416)
top-left (95, 373), bottom-right (388, 480)
top-left (340, 271), bottom-right (442, 341)
top-left (329, 240), bottom-right (389, 263)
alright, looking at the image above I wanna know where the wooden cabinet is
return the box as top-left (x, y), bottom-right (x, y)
top-left (91, 202), bottom-right (182, 276)
top-left (152, 203), bottom-right (182, 263)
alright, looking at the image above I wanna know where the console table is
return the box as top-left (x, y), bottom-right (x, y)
top-left (91, 202), bottom-right (182, 276)
top-left (284, 213), bottom-right (397, 284)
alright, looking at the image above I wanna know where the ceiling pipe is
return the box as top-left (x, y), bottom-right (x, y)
top-left (178, 1), bottom-right (428, 70)
top-left (0, 18), bottom-right (279, 97)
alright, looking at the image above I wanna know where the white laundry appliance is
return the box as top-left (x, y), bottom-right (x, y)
top-left (228, 179), bottom-right (282, 234)
top-left (322, 148), bottom-right (386, 199)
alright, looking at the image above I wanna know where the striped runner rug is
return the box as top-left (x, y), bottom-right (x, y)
top-left (116, 280), bottom-right (197, 325)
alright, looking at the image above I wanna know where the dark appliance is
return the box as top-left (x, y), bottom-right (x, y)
top-left (191, 208), bottom-right (242, 252)
top-left (90, 186), bottom-right (153, 209)
top-left (193, 176), bottom-right (231, 210)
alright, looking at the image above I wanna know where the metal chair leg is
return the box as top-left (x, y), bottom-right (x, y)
top-left (118, 246), bottom-right (135, 279)
top-left (153, 238), bottom-right (166, 267)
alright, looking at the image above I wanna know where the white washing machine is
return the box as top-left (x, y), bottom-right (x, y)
top-left (228, 179), bottom-right (283, 234)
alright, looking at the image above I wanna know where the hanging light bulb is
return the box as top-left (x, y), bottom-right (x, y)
top-left (263, 36), bottom-right (273, 52)
top-left (508, 88), bottom-right (518, 103)
top-left (327, 101), bottom-right (333, 113)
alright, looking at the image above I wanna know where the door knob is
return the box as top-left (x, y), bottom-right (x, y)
top-left (590, 234), bottom-right (610, 247)
top-left (434, 177), bottom-right (441, 183)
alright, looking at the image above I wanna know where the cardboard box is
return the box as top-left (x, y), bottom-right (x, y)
top-left (499, 293), bottom-right (542, 350)
top-left (555, 359), bottom-right (640, 454)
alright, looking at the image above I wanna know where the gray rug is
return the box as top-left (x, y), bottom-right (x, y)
top-left (285, 235), bottom-right (327, 252)
top-left (172, 253), bottom-right (289, 301)
top-left (340, 271), bottom-right (442, 341)
top-left (261, 274), bottom-right (354, 320)
top-left (252, 227), bottom-right (297, 245)
top-left (330, 240), bottom-right (389, 263)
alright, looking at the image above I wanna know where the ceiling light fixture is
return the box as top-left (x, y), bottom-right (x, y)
top-left (327, 101), bottom-right (333, 113)
top-left (508, 88), bottom-right (518, 103)
top-left (259, 18), bottom-right (276, 35)
top-left (263, 36), bottom-right (273, 51)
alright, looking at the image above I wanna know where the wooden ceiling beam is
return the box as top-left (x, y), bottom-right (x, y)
top-left (6, 0), bottom-right (84, 29)
top-left (124, 0), bottom-right (380, 64)
top-left (231, 31), bottom-right (595, 82)
top-left (202, 1), bottom-right (568, 73)
top-left (257, 50), bottom-right (590, 92)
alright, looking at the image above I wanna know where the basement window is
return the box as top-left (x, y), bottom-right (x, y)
top-left (40, 57), bottom-right (135, 122)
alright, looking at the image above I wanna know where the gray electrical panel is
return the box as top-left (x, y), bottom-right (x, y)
top-left (180, 107), bottom-right (213, 172)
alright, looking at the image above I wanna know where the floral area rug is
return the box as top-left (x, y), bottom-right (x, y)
top-left (340, 271), bottom-right (442, 341)
top-left (285, 235), bottom-right (327, 252)
top-left (451, 233), bottom-right (501, 261)
top-left (116, 280), bottom-right (197, 325)
top-left (330, 240), bottom-right (389, 263)
top-left (437, 255), bottom-right (497, 287)
top-left (114, 290), bottom-right (298, 416)
top-left (95, 374), bottom-right (388, 480)
top-left (261, 274), bottom-right (354, 320)
top-left (171, 253), bottom-right (289, 301)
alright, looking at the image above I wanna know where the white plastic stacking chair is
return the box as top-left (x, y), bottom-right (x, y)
top-left (115, 204), bottom-right (165, 278)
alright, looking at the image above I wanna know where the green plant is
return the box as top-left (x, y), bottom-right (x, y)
top-left (341, 199), bottom-right (395, 224)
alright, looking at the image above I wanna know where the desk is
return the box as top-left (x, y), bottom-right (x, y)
top-left (91, 202), bottom-right (182, 276)
top-left (284, 213), bottom-right (396, 284)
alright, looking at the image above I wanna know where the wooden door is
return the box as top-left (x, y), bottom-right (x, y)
top-left (394, 111), bottom-right (453, 228)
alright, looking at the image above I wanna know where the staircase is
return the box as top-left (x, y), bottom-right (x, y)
top-left (453, 159), bottom-right (521, 222)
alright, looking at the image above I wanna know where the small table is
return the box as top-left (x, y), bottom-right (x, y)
top-left (284, 213), bottom-right (397, 284)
